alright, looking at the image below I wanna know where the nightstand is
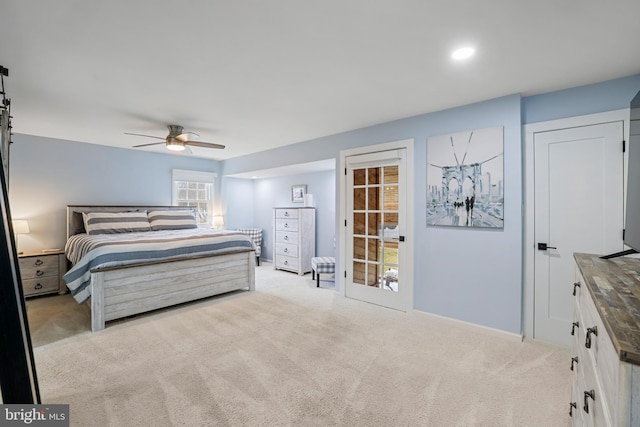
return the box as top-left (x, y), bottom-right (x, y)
top-left (18, 250), bottom-right (67, 297)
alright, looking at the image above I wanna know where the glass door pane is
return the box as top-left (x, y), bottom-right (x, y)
top-left (351, 165), bottom-right (400, 292)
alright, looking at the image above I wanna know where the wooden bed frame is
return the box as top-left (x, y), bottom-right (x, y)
top-left (67, 205), bottom-right (255, 332)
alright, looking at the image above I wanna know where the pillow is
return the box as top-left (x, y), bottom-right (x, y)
top-left (82, 211), bottom-right (151, 235)
top-left (147, 209), bottom-right (198, 231)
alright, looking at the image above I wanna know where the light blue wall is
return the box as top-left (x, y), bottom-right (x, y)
top-left (221, 177), bottom-right (255, 228)
top-left (522, 74), bottom-right (640, 124)
top-left (222, 170), bottom-right (336, 261)
top-left (9, 134), bottom-right (219, 253)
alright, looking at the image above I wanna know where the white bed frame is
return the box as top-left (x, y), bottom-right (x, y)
top-left (67, 205), bottom-right (255, 331)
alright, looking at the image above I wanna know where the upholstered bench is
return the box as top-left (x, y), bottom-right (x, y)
top-left (311, 257), bottom-right (335, 288)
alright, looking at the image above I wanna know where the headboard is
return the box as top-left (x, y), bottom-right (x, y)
top-left (66, 205), bottom-right (197, 239)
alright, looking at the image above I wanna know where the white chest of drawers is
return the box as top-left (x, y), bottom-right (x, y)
top-left (571, 254), bottom-right (640, 426)
top-left (273, 207), bottom-right (315, 275)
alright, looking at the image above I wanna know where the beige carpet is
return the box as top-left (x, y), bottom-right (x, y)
top-left (27, 264), bottom-right (571, 426)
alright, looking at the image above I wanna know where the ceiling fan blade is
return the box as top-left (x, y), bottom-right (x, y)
top-left (132, 141), bottom-right (166, 148)
top-left (185, 141), bottom-right (225, 149)
top-left (176, 132), bottom-right (199, 142)
top-left (124, 132), bottom-right (165, 140)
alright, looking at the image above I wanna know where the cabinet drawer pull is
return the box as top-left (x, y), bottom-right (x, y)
top-left (569, 402), bottom-right (577, 417)
top-left (34, 283), bottom-right (43, 290)
top-left (571, 321), bottom-right (579, 336)
top-left (570, 357), bottom-right (578, 371)
top-left (585, 326), bottom-right (598, 349)
top-left (36, 270), bottom-right (45, 277)
top-left (284, 248), bottom-right (288, 253)
top-left (583, 389), bottom-right (595, 414)
top-left (572, 282), bottom-right (580, 296)
top-left (284, 223), bottom-right (289, 228)
top-left (34, 259), bottom-right (44, 266)
top-left (284, 260), bottom-right (288, 265)
top-left (284, 212), bottom-right (289, 217)
top-left (284, 235), bottom-right (289, 241)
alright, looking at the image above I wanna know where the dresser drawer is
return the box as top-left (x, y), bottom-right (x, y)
top-left (275, 218), bottom-right (299, 232)
top-left (579, 286), bottom-right (619, 419)
top-left (579, 349), bottom-right (610, 427)
top-left (275, 209), bottom-right (299, 219)
top-left (275, 255), bottom-right (299, 270)
top-left (22, 276), bottom-right (60, 296)
top-left (275, 242), bottom-right (298, 257)
top-left (275, 231), bottom-right (298, 244)
top-left (19, 256), bottom-right (59, 279)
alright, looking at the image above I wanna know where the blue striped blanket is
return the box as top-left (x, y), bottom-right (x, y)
top-left (64, 229), bottom-right (255, 304)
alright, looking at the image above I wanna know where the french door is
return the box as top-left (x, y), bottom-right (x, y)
top-left (345, 148), bottom-right (409, 311)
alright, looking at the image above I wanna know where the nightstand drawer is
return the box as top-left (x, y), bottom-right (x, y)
top-left (19, 257), bottom-right (59, 279)
top-left (22, 276), bottom-right (60, 296)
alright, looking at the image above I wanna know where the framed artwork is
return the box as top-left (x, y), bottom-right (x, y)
top-left (426, 126), bottom-right (504, 228)
top-left (291, 184), bottom-right (307, 203)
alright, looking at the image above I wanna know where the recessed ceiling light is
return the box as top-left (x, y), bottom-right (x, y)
top-left (451, 47), bottom-right (475, 60)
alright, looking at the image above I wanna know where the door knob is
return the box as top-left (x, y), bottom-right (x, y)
top-left (537, 243), bottom-right (557, 251)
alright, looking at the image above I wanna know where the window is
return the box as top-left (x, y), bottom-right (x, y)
top-left (171, 169), bottom-right (217, 225)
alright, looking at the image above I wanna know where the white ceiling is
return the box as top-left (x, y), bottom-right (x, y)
top-left (1, 1), bottom-right (639, 161)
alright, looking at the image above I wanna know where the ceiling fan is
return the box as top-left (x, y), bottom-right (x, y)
top-left (125, 125), bottom-right (225, 152)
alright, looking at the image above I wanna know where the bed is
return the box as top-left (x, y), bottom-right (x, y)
top-left (64, 205), bottom-right (256, 331)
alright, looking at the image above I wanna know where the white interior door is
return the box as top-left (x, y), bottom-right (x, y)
top-left (533, 121), bottom-right (624, 345)
top-left (345, 149), bottom-right (408, 311)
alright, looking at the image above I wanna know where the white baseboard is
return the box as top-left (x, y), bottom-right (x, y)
top-left (413, 309), bottom-right (524, 341)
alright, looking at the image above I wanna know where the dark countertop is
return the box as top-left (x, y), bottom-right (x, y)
top-left (574, 253), bottom-right (640, 365)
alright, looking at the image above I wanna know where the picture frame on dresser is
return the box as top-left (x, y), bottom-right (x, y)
top-left (291, 184), bottom-right (307, 203)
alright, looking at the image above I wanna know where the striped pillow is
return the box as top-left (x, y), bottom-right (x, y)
top-left (148, 209), bottom-right (198, 230)
top-left (82, 211), bottom-right (151, 235)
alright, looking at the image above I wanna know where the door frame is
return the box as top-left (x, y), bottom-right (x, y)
top-left (522, 109), bottom-right (629, 339)
top-left (339, 139), bottom-right (415, 311)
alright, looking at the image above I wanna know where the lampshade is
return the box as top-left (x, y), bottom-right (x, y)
top-left (12, 219), bottom-right (30, 235)
top-left (213, 215), bottom-right (224, 227)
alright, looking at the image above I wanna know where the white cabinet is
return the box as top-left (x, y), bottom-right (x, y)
top-left (273, 207), bottom-right (315, 275)
top-left (571, 254), bottom-right (640, 426)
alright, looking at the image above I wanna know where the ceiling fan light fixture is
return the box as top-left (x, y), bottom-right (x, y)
top-left (166, 137), bottom-right (186, 151)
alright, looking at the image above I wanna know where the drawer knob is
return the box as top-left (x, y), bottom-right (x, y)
top-left (34, 283), bottom-right (43, 290)
top-left (284, 260), bottom-right (288, 265)
top-left (569, 402), bottom-right (577, 417)
top-left (284, 212), bottom-right (289, 217)
top-left (572, 282), bottom-right (580, 296)
top-left (583, 389), bottom-right (595, 414)
top-left (284, 248), bottom-right (288, 253)
top-left (585, 326), bottom-right (598, 349)
top-left (34, 259), bottom-right (44, 266)
top-left (284, 223), bottom-right (289, 228)
top-left (284, 235), bottom-right (289, 241)
top-left (571, 321), bottom-right (579, 336)
top-left (570, 356), bottom-right (578, 371)
top-left (36, 270), bottom-right (45, 277)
